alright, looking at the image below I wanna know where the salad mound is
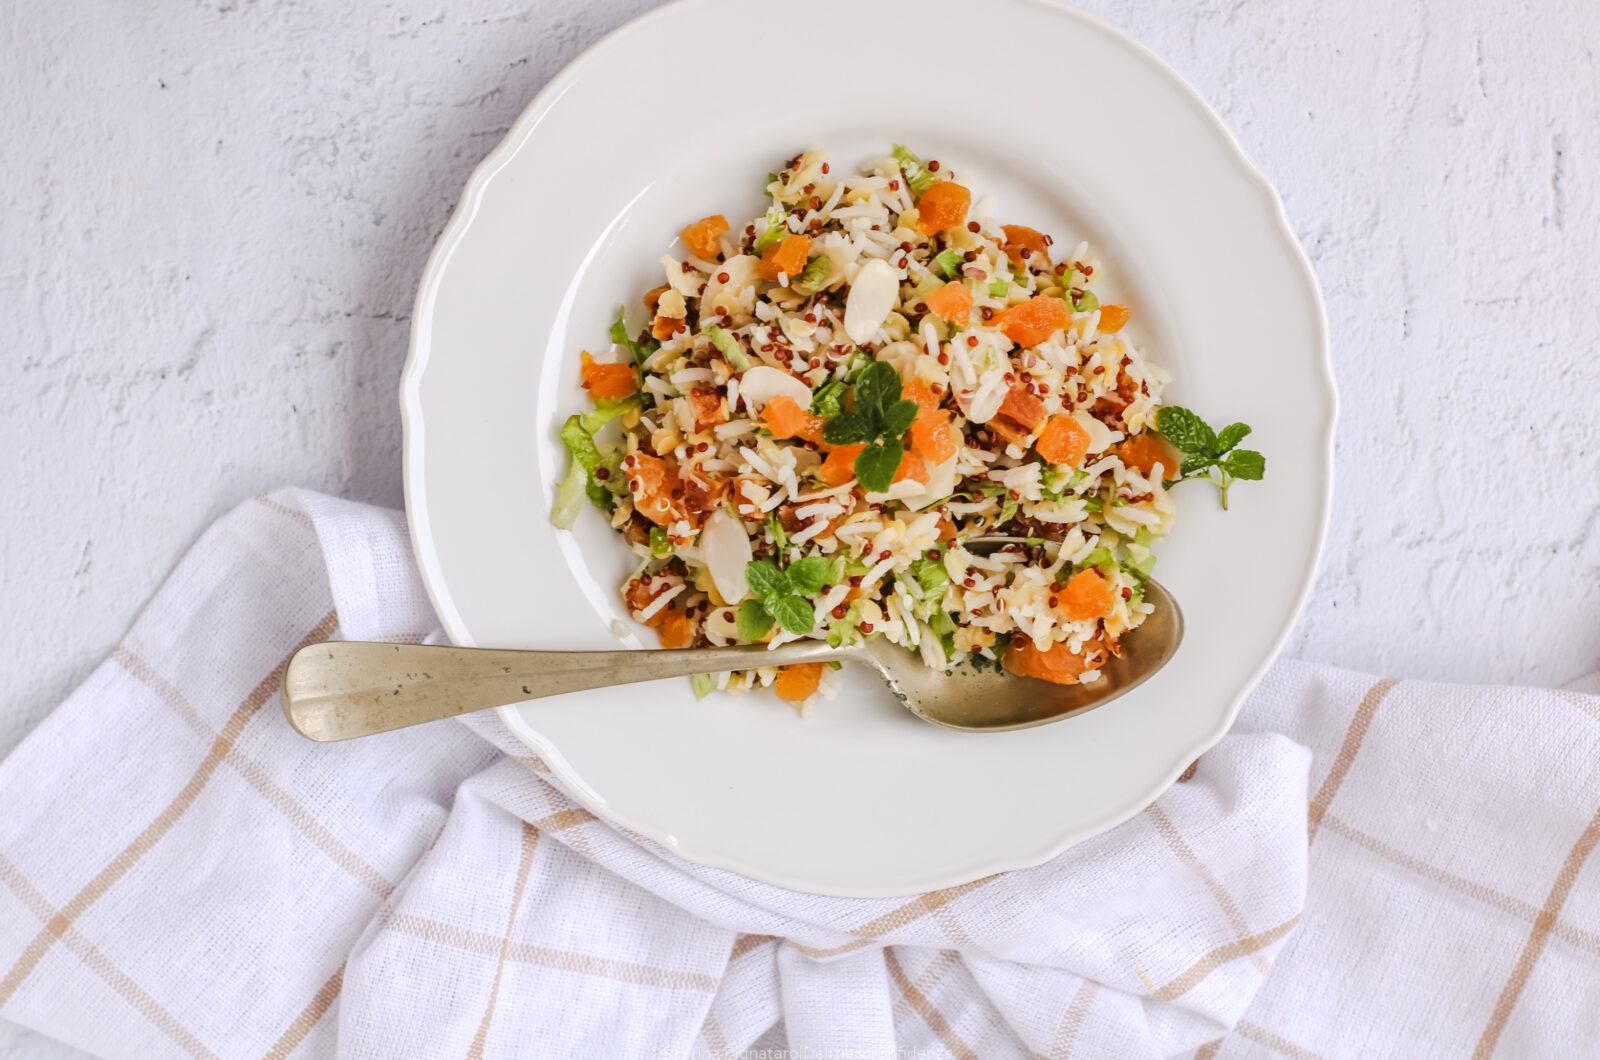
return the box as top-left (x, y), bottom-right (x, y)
top-left (553, 146), bottom-right (1185, 710)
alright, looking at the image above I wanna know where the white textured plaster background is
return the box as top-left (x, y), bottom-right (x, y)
top-left (2, 1), bottom-right (1597, 1056)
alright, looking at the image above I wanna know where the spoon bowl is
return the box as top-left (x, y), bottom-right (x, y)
top-left (855, 577), bottom-right (1182, 730)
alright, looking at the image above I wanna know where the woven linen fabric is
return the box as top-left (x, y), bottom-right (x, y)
top-left (1, 490), bottom-right (1596, 1059)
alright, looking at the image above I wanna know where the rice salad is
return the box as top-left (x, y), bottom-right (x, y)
top-left (553, 146), bottom-right (1182, 711)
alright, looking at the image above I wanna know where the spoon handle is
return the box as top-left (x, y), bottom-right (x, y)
top-left (282, 639), bottom-right (847, 741)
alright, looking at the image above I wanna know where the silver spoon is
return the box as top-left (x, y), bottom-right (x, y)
top-left (282, 542), bottom-right (1182, 740)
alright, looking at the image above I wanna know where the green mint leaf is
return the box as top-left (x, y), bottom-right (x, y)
top-left (810, 379), bottom-right (846, 419)
top-left (1215, 422), bottom-right (1252, 454)
top-left (882, 399), bottom-right (919, 439)
top-left (1223, 449), bottom-right (1265, 480)
top-left (770, 595), bottom-right (815, 636)
top-left (822, 412), bottom-right (871, 446)
top-left (786, 556), bottom-right (830, 596)
top-left (744, 560), bottom-right (785, 599)
top-left (1155, 406), bottom-right (1217, 456)
top-left (1179, 454), bottom-right (1215, 478)
top-left (855, 440), bottom-right (903, 493)
top-left (852, 361), bottom-right (901, 422)
top-left (736, 599), bottom-right (775, 641)
top-left (933, 249), bottom-right (963, 279)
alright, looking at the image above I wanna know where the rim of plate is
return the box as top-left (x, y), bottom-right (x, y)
top-left (399, 0), bottom-right (1336, 895)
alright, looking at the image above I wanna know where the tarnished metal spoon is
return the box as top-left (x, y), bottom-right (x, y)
top-left (282, 542), bottom-right (1182, 740)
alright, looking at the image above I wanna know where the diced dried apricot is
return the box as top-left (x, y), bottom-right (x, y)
top-left (911, 408), bottom-right (955, 464)
top-left (995, 295), bottom-right (1070, 348)
top-left (688, 387), bottom-right (727, 429)
top-left (936, 512), bottom-right (958, 540)
top-left (892, 448), bottom-right (928, 485)
top-left (625, 453), bottom-right (697, 529)
top-left (923, 281), bottom-right (972, 325)
top-left (681, 215), bottom-right (729, 260)
top-left (760, 395), bottom-right (824, 443)
top-left (643, 285), bottom-right (669, 312)
top-left (773, 662), bottom-right (825, 704)
top-left (579, 351), bottom-right (637, 400)
top-left (1097, 304), bottom-right (1131, 333)
top-left (903, 381), bottom-right (940, 416)
top-left (652, 315), bottom-right (684, 341)
top-left (1034, 414), bottom-right (1090, 467)
top-left (681, 468), bottom-right (727, 514)
top-left (818, 444), bottom-right (865, 486)
top-left (1001, 225), bottom-right (1051, 267)
top-left (757, 233), bottom-right (813, 281)
top-left (915, 181), bottom-right (971, 234)
top-left (656, 608), bottom-right (694, 649)
top-left (901, 381), bottom-right (956, 465)
top-left (988, 417), bottom-right (1032, 450)
top-left (1059, 568), bottom-right (1116, 622)
top-left (997, 386), bottom-right (1047, 430)
top-left (1003, 635), bottom-right (1102, 685)
top-left (1113, 433), bottom-right (1177, 478)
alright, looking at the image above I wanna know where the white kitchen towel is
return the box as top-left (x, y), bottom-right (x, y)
top-left (1, 490), bottom-right (1596, 1059)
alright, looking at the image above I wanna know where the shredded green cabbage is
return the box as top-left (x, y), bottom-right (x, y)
top-left (892, 144), bottom-right (936, 196)
top-left (1078, 545), bottom-right (1115, 570)
top-left (912, 556), bottom-right (950, 601)
top-left (550, 462), bottom-right (588, 529)
top-left (558, 415), bottom-right (616, 515)
top-left (934, 249), bottom-right (963, 279)
top-left (689, 673), bottom-right (717, 699)
top-left (754, 204), bottom-right (788, 252)
top-left (609, 306), bottom-right (658, 366)
top-left (766, 511), bottom-right (788, 553)
top-left (579, 395), bottom-right (640, 435)
top-left (702, 324), bottom-right (751, 371)
top-left (793, 255), bottom-right (832, 295)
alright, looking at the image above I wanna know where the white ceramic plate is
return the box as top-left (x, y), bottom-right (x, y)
top-left (401, 0), bottom-right (1334, 897)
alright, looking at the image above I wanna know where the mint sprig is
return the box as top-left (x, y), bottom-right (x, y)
top-left (821, 361), bottom-right (919, 493)
top-left (1155, 406), bottom-right (1265, 510)
top-left (736, 556), bottom-right (829, 639)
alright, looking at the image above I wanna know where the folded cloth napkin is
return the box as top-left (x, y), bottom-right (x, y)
top-left (2, 490), bottom-right (1597, 1059)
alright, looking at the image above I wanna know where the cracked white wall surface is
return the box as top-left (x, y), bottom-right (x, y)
top-left (1, 1), bottom-right (1596, 1055)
